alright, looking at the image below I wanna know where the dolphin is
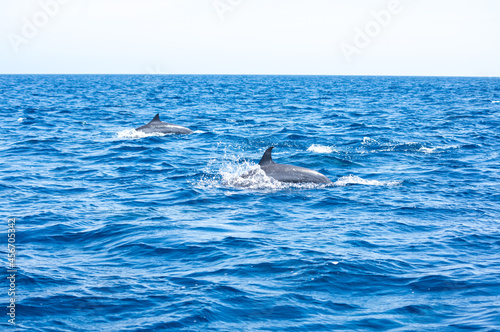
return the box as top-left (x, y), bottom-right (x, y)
top-left (135, 114), bottom-right (193, 134)
top-left (245, 146), bottom-right (332, 184)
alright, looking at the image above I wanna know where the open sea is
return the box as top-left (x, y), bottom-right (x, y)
top-left (1, 75), bottom-right (499, 331)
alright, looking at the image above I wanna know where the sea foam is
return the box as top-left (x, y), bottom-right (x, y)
top-left (307, 144), bottom-right (337, 154)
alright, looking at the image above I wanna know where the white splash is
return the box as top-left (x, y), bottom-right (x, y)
top-left (418, 145), bottom-right (460, 154)
top-left (418, 146), bottom-right (436, 154)
top-left (17, 118), bottom-right (25, 122)
top-left (116, 128), bottom-right (201, 139)
top-left (492, 101), bottom-right (500, 104)
top-left (307, 144), bottom-right (337, 154)
top-left (196, 158), bottom-right (331, 190)
top-left (362, 137), bottom-right (379, 145)
top-left (115, 129), bottom-right (151, 139)
top-left (334, 174), bottom-right (401, 187)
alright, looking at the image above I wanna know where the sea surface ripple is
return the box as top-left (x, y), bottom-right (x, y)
top-left (1, 75), bottom-right (499, 331)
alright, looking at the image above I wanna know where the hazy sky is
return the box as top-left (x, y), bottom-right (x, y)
top-left (1, 0), bottom-right (499, 76)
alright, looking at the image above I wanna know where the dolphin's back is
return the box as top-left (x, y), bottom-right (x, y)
top-left (136, 122), bottom-right (192, 134)
top-left (262, 163), bottom-right (332, 184)
top-left (135, 114), bottom-right (193, 134)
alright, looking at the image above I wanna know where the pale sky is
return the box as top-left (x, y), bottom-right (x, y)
top-left (1, 0), bottom-right (499, 76)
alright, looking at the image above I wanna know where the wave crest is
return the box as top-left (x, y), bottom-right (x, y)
top-left (115, 128), bottom-right (202, 139)
top-left (418, 145), bottom-right (460, 154)
top-left (307, 144), bottom-right (337, 154)
top-left (115, 128), bottom-right (170, 139)
top-left (334, 175), bottom-right (401, 187)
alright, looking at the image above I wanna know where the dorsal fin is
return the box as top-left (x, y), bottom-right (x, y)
top-left (150, 114), bottom-right (161, 123)
top-left (259, 146), bottom-right (275, 166)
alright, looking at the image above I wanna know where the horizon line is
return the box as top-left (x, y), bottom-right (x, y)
top-left (0, 73), bottom-right (498, 78)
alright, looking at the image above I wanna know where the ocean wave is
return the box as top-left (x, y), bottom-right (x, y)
top-left (4, 75), bottom-right (498, 332)
top-left (418, 145), bottom-right (460, 154)
top-left (363, 138), bottom-right (422, 152)
top-left (362, 137), bottom-right (462, 154)
top-left (362, 137), bottom-right (379, 146)
top-left (307, 144), bottom-right (337, 154)
top-left (334, 174), bottom-right (401, 187)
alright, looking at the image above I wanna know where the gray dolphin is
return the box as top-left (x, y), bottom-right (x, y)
top-left (246, 146), bottom-right (332, 184)
top-left (136, 114), bottom-right (193, 134)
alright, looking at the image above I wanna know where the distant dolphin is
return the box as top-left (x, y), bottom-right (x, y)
top-left (245, 147), bottom-right (332, 184)
top-left (135, 114), bottom-right (193, 134)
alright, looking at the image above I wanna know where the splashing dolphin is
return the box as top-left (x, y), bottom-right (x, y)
top-left (247, 147), bottom-right (332, 184)
top-left (136, 114), bottom-right (193, 134)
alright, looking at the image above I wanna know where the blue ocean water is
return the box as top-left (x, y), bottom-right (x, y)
top-left (1, 75), bottom-right (499, 331)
